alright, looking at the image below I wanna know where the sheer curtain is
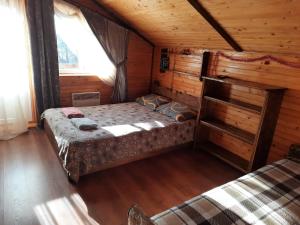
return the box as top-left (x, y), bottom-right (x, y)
top-left (54, 0), bottom-right (116, 85)
top-left (0, 0), bottom-right (33, 140)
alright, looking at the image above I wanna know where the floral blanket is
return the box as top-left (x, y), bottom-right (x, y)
top-left (43, 103), bottom-right (195, 182)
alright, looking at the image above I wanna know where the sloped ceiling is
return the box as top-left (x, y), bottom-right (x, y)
top-left (98, 0), bottom-right (231, 50)
top-left (199, 0), bottom-right (300, 54)
top-left (96, 0), bottom-right (300, 54)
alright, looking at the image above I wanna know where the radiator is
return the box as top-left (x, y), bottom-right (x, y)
top-left (72, 92), bottom-right (100, 107)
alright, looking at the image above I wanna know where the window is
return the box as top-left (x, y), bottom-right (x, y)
top-left (56, 35), bottom-right (79, 69)
top-left (54, 0), bottom-right (116, 85)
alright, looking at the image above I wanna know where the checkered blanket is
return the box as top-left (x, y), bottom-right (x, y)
top-left (151, 159), bottom-right (300, 225)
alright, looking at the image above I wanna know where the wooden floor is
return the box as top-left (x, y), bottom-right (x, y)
top-left (0, 129), bottom-right (241, 225)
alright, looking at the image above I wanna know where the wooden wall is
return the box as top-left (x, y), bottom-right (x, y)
top-left (127, 32), bottom-right (153, 100)
top-left (60, 32), bottom-right (153, 106)
top-left (152, 47), bottom-right (300, 162)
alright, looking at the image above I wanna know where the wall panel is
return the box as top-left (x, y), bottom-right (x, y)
top-left (127, 32), bottom-right (153, 100)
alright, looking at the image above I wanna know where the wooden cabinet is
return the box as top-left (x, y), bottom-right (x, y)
top-left (194, 76), bottom-right (286, 172)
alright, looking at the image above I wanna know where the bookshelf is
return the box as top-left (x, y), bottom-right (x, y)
top-left (194, 76), bottom-right (286, 172)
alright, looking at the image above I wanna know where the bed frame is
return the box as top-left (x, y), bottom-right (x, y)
top-left (44, 119), bottom-right (193, 181)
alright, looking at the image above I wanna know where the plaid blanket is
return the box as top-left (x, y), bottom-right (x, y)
top-left (150, 159), bottom-right (300, 225)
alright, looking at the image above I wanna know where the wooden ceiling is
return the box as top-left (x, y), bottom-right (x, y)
top-left (97, 0), bottom-right (231, 50)
top-left (94, 0), bottom-right (300, 54)
top-left (199, 0), bottom-right (300, 54)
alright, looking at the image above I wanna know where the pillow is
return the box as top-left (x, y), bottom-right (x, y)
top-left (287, 144), bottom-right (300, 163)
top-left (128, 205), bottom-right (155, 225)
top-left (156, 101), bottom-right (197, 122)
top-left (136, 94), bottom-right (170, 110)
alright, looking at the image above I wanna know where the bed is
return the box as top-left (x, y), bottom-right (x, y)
top-left (43, 102), bottom-right (195, 182)
top-left (128, 156), bottom-right (300, 225)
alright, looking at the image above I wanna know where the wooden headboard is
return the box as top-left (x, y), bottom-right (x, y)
top-left (152, 82), bottom-right (200, 111)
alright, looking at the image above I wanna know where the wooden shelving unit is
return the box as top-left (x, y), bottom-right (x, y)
top-left (203, 96), bottom-right (262, 114)
top-left (200, 141), bottom-right (249, 172)
top-left (194, 76), bottom-right (286, 172)
top-left (200, 118), bottom-right (255, 144)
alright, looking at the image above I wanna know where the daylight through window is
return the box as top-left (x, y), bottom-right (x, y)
top-left (54, 0), bottom-right (116, 85)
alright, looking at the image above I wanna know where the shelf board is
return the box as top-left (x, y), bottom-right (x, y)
top-left (200, 141), bottom-right (249, 172)
top-left (174, 53), bottom-right (202, 59)
top-left (204, 95), bottom-right (262, 114)
top-left (172, 70), bottom-right (199, 77)
top-left (200, 118), bottom-right (256, 144)
top-left (202, 76), bottom-right (286, 91)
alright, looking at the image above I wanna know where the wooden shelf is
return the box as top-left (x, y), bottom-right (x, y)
top-left (200, 118), bottom-right (256, 144)
top-left (195, 75), bottom-right (286, 172)
top-left (200, 141), bottom-right (249, 172)
top-left (202, 76), bottom-right (286, 91)
top-left (204, 95), bottom-right (262, 114)
top-left (173, 53), bottom-right (202, 59)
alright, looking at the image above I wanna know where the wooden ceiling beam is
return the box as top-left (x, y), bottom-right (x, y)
top-left (187, 0), bottom-right (243, 52)
top-left (92, 0), bottom-right (154, 47)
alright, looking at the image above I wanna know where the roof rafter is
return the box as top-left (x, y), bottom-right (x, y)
top-left (187, 0), bottom-right (243, 52)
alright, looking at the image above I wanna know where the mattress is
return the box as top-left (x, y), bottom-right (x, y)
top-left (43, 102), bottom-right (195, 182)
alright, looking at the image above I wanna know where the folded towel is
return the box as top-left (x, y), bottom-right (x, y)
top-left (62, 107), bottom-right (84, 119)
top-left (71, 118), bottom-right (98, 131)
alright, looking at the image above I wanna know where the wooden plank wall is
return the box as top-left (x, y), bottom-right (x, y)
top-left (60, 32), bottom-right (153, 106)
top-left (152, 47), bottom-right (300, 162)
top-left (127, 32), bottom-right (153, 100)
top-left (60, 76), bottom-right (113, 106)
top-left (152, 48), bottom-right (203, 97)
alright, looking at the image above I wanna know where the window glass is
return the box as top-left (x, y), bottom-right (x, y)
top-left (54, 0), bottom-right (116, 86)
top-left (56, 35), bottom-right (79, 69)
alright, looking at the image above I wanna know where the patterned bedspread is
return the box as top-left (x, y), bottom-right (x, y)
top-left (150, 159), bottom-right (300, 225)
top-left (43, 103), bottom-right (195, 182)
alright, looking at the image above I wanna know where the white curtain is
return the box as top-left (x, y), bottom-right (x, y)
top-left (54, 0), bottom-right (116, 86)
top-left (0, 0), bottom-right (33, 140)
